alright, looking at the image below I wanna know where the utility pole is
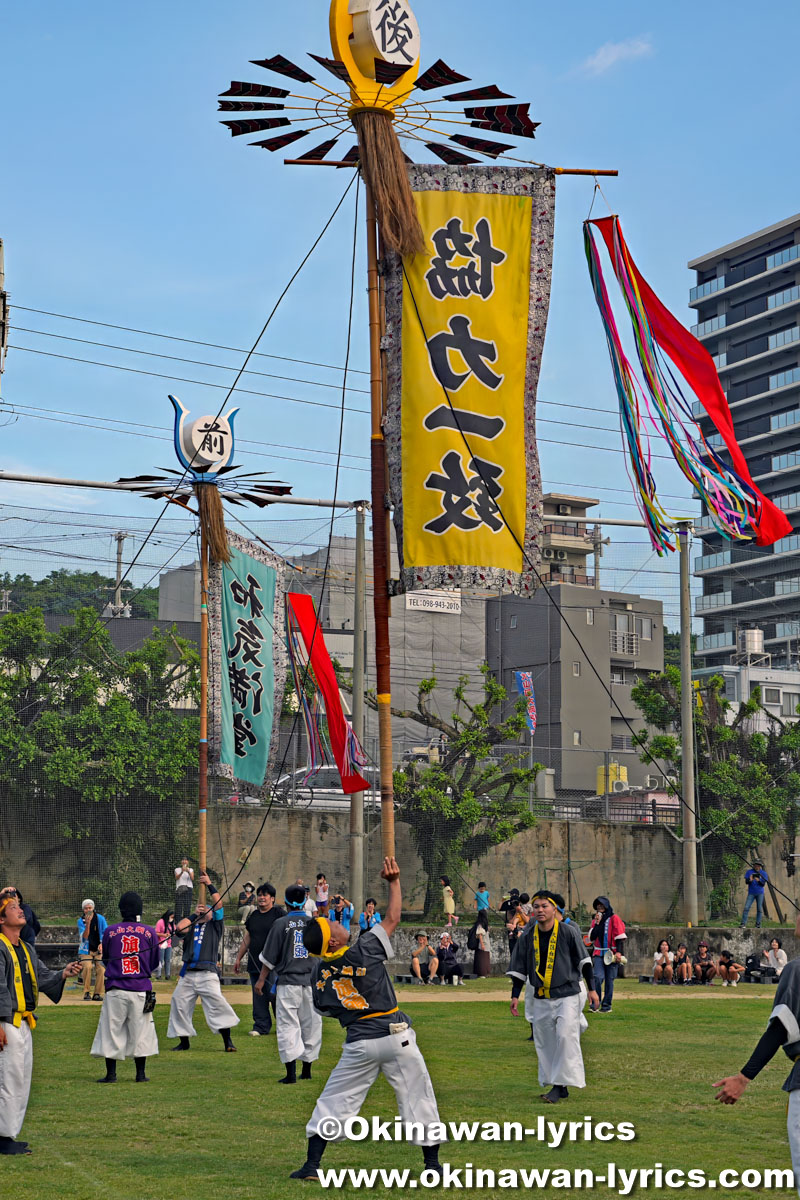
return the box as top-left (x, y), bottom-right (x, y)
top-left (103, 531), bottom-right (131, 617)
top-left (593, 522), bottom-right (610, 589)
top-left (678, 521), bottom-right (699, 925)
top-left (350, 501), bottom-right (368, 917)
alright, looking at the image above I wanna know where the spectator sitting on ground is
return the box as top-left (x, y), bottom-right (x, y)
top-left (718, 950), bottom-right (745, 987)
top-left (237, 883), bottom-right (257, 924)
top-left (693, 940), bottom-right (717, 985)
top-left (761, 937), bottom-right (788, 979)
top-left (358, 898), bottom-right (382, 933)
top-left (437, 931), bottom-right (464, 986)
top-left (653, 939), bottom-right (674, 984)
top-left (410, 931), bottom-right (439, 985)
top-left (673, 943), bottom-right (692, 985)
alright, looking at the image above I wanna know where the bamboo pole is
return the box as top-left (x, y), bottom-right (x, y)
top-left (198, 522), bottom-right (209, 904)
top-left (365, 179), bottom-right (395, 858)
top-left (285, 160), bottom-right (619, 176)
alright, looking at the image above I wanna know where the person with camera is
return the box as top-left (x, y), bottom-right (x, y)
top-left (91, 891), bottom-right (160, 1084)
top-left (0, 893), bottom-right (81, 1154)
top-left (410, 931), bottom-right (440, 984)
top-left (740, 861), bottom-right (769, 929)
top-left (330, 893), bottom-right (354, 932)
top-left (78, 899), bottom-right (107, 1002)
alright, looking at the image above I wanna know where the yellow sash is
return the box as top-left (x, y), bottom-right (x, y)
top-left (0, 933), bottom-right (38, 1029)
top-left (533, 919), bottom-right (559, 998)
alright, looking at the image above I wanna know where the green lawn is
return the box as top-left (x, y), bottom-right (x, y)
top-left (6, 982), bottom-right (795, 1199)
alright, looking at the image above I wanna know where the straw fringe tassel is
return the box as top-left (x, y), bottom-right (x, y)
top-left (352, 109), bottom-right (424, 258)
top-left (195, 483), bottom-right (230, 564)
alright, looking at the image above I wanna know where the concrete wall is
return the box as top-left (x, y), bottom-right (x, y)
top-left (205, 807), bottom-right (800, 926)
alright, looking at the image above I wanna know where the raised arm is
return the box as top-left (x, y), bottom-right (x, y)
top-left (380, 857), bottom-right (401, 937)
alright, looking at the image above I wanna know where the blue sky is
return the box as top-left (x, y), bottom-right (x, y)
top-left (3, 1), bottom-right (799, 621)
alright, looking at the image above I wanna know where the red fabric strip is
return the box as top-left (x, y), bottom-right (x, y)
top-left (591, 217), bottom-right (791, 547)
top-left (287, 593), bottom-right (369, 795)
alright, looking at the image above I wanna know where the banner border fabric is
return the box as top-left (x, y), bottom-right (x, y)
top-left (208, 529), bottom-right (287, 796)
top-left (384, 163), bottom-right (555, 595)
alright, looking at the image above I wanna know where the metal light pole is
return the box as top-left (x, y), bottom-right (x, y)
top-left (678, 521), bottom-right (699, 925)
top-left (350, 501), bottom-right (368, 916)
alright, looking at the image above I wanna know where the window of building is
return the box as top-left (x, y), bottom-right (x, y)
top-left (510, 615), bottom-right (518, 630)
top-left (635, 616), bottom-right (653, 640)
top-left (614, 612), bottom-right (630, 633)
top-left (572, 662), bottom-right (581, 677)
top-left (610, 669), bottom-right (625, 685)
top-left (573, 730), bottom-right (581, 746)
top-left (763, 687), bottom-right (781, 705)
top-left (783, 692), bottom-right (800, 717)
top-left (612, 735), bottom-right (635, 751)
top-left (586, 609), bottom-right (594, 626)
top-left (494, 617), bottom-right (499, 631)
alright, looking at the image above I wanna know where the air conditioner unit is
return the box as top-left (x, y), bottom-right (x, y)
top-left (542, 548), bottom-right (555, 559)
top-left (556, 549), bottom-right (568, 561)
top-left (557, 504), bottom-right (572, 515)
top-left (612, 779), bottom-right (628, 793)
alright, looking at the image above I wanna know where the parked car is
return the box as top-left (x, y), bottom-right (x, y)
top-left (273, 764), bottom-right (380, 810)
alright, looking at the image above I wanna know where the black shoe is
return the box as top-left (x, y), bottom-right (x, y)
top-left (96, 1075), bottom-right (117, 1084)
top-left (527, 1034), bottom-right (535, 1041)
top-left (224, 1043), bottom-right (237, 1052)
top-left (541, 1084), bottom-right (568, 1103)
top-left (0, 1137), bottom-right (32, 1155)
top-left (300, 1062), bottom-right (312, 1080)
top-left (171, 1040), bottom-right (191, 1051)
top-left (92, 994), bottom-right (103, 1001)
top-left (289, 1163), bottom-right (320, 1180)
top-left (135, 1074), bottom-right (149, 1083)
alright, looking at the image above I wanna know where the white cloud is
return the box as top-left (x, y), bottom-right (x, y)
top-left (579, 35), bottom-right (653, 77)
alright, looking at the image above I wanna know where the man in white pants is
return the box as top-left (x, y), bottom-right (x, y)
top-left (167, 871), bottom-right (239, 1053)
top-left (255, 883), bottom-right (321, 1084)
top-left (0, 893), bottom-right (81, 1154)
top-left (92, 891), bottom-right (160, 1084)
top-left (288, 857), bottom-right (443, 1182)
top-left (715, 927), bottom-right (800, 1196)
top-left (509, 890), bottom-right (599, 1104)
top-left (521, 895), bottom-right (589, 1040)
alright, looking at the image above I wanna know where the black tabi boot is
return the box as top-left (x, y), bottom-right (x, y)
top-left (541, 1084), bottom-right (569, 1103)
top-left (172, 1036), bottom-right (191, 1051)
top-left (221, 1027), bottom-right (237, 1052)
top-left (280, 1059), bottom-right (298, 1084)
top-left (300, 1061), bottom-right (312, 1080)
top-left (289, 1134), bottom-right (326, 1180)
top-left (134, 1056), bottom-right (149, 1082)
top-left (97, 1057), bottom-right (117, 1083)
top-left (422, 1144), bottom-right (443, 1178)
top-left (0, 1136), bottom-right (31, 1155)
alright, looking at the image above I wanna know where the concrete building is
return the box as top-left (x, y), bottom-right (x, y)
top-left (486, 584), bottom-right (664, 795)
top-left (690, 213), bottom-right (800, 669)
top-left (540, 493), bottom-right (598, 588)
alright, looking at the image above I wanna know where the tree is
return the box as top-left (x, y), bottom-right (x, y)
top-left (663, 630), bottom-right (695, 669)
top-left (632, 667), bottom-right (800, 919)
top-left (0, 607), bottom-right (199, 910)
top-left (0, 569), bottom-right (159, 619)
top-left (346, 665), bottom-right (539, 914)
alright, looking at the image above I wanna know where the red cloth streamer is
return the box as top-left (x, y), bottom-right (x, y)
top-left (286, 593), bottom-right (369, 795)
top-left (591, 217), bottom-right (791, 547)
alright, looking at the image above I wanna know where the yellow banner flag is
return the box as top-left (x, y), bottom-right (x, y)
top-left (384, 165), bottom-right (555, 595)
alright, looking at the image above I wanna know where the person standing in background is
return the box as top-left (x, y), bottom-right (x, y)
top-left (474, 882), bottom-right (490, 914)
top-left (174, 858), bottom-right (194, 923)
top-left (78, 900), bottom-right (107, 1002)
top-left (234, 883), bottom-right (284, 1037)
top-left (741, 862), bottom-right (769, 929)
top-left (472, 911), bottom-right (491, 978)
top-left (154, 909), bottom-right (175, 981)
top-left (588, 896), bottom-right (626, 1014)
top-left (440, 876), bottom-right (458, 926)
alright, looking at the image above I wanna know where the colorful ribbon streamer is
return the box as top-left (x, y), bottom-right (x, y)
top-left (584, 216), bottom-right (791, 552)
top-left (286, 592), bottom-right (369, 795)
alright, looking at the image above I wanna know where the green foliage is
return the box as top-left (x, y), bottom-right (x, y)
top-left (632, 670), bottom-right (800, 920)
top-left (0, 607), bottom-right (199, 910)
top-left (391, 666), bottom-right (538, 914)
top-left (0, 569), bottom-right (159, 619)
top-left (663, 630), bottom-right (696, 669)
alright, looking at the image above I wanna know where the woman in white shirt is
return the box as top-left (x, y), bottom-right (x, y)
top-left (761, 937), bottom-right (788, 978)
top-left (174, 858), bottom-right (194, 922)
top-left (653, 939), bottom-right (674, 984)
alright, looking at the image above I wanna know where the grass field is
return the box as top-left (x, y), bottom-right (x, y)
top-left (5, 979), bottom-right (795, 1199)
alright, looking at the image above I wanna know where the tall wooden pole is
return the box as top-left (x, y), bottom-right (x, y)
top-left (349, 502), bottom-right (367, 915)
top-left (365, 180), bottom-right (395, 858)
top-left (198, 521), bottom-right (209, 903)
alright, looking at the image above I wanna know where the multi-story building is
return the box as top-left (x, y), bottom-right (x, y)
top-left (690, 214), bottom-right (800, 669)
top-left (486, 584), bottom-right (664, 795)
top-left (540, 493), bottom-right (598, 588)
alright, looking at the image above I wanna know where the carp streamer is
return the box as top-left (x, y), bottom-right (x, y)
top-left (584, 215), bottom-right (791, 553)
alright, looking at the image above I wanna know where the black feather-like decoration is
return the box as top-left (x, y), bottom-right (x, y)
top-left (218, 101), bottom-right (285, 112)
top-left (464, 103), bottom-right (539, 138)
top-left (451, 133), bottom-right (515, 158)
top-left (425, 142), bottom-right (479, 166)
top-left (337, 144), bottom-right (361, 166)
top-left (250, 128), bottom-right (310, 152)
top-left (374, 60), bottom-right (410, 84)
top-left (222, 117), bottom-right (291, 137)
top-left (219, 81), bottom-right (290, 99)
top-left (444, 84), bottom-right (513, 102)
top-left (250, 55), bottom-right (315, 84)
top-left (415, 59), bottom-right (470, 91)
top-left (308, 53), bottom-right (352, 83)
top-left (296, 137), bottom-right (341, 161)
